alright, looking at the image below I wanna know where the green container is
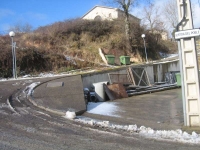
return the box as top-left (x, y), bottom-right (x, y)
top-left (175, 73), bottom-right (181, 86)
top-left (120, 56), bottom-right (130, 65)
top-left (105, 55), bottom-right (115, 65)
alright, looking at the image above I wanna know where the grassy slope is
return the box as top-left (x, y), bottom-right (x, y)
top-left (0, 19), bottom-right (177, 77)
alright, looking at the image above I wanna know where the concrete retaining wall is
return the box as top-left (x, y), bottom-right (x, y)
top-left (82, 60), bottom-right (180, 88)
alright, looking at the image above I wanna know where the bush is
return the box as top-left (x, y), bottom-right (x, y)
top-left (0, 18), bottom-right (177, 77)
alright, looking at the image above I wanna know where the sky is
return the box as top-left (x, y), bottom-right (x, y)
top-left (131, 0), bottom-right (200, 29)
top-left (0, 0), bottom-right (200, 35)
top-left (0, 0), bottom-right (103, 34)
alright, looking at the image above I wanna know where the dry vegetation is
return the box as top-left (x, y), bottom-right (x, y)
top-left (0, 18), bottom-right (176, 78)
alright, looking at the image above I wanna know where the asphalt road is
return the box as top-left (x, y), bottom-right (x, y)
top-left (0, 77), bottom-right (199, 150)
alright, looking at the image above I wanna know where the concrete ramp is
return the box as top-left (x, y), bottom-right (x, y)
top-left (32, 75), bottom-right (86, 115)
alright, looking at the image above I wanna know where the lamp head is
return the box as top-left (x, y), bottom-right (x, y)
top-left (9, 31), bottom-right (15, 37)
top-left (141, 34), bottom-right (145, 38)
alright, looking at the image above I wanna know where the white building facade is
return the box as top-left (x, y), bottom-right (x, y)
top-left (82, 6), bottom-right (140, 23)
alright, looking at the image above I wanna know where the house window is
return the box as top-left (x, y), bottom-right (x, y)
top-left (94, 15), bottom-right (102, 21)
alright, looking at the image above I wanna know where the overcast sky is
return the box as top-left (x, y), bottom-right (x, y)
top-left (0, 0), bottom-right (199, 35)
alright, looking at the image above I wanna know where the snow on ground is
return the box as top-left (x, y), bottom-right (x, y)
top-left (159, 52), bottom-right (178, 58)
top-left (23, 82), bottom-right (40, 96)
top-left (74, 101), bottom-right (200, 144)
top-left (75, 117), bottom-right (200, 144)
top-left (0, 67), bottom-right (113, 82)
top-left (165, 54), bottom-right (178, 58)
top-left (87, 102), bottom-right (120, 117)
top-left (0, 72), bottom-right (70, 82)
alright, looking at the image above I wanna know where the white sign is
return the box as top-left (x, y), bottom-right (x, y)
top-left (175, 29), bottom-right (200, 39)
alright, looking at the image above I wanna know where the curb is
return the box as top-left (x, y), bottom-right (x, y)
top-left (28, 96), bottom-right (65, 116)
top-left (27, 74), bottom-right (86, 116)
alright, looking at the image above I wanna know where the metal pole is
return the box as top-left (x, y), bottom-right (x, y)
top-left (142, 38), bottom-right (148, 62)
top-left (11, 37), bottom-right (15, 79)
top-left (177, 40), bottom-right (186, 126)
top-left (14, 42), bottom-right (17, 78)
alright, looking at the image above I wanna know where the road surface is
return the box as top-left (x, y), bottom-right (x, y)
top-left (0, 77), bottom-right (199, 150)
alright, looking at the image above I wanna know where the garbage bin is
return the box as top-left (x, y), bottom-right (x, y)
top-left (105, 55), bottom-right (115, 65)
top-left (120, 56), bottom-right (130, 65)
top-left (175, 73), bottom-right (181, 86)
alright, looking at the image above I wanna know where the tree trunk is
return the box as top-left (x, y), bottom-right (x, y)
top-left (124, 13), bottom-right (130, 40)
top-left (124, 14), bottom-right (132, 52)
top-left (113, 0), bottom-right (134, 52)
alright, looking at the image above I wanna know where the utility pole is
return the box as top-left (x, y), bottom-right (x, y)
top-left (176, 0), bottom-right (200, 126)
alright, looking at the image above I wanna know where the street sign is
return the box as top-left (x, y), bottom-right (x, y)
top-left (175, 29), bottom-right (200, 40)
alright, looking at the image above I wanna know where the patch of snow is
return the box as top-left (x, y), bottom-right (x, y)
top-left (0, 68), bottom-right (99, 82)
top-left (23, 82), bottom-right (40, 96)
top-left (74, 117), bottom-right (200, 144)
top-left (7, 99), bottom-right (20, 115)
top-left (167, 54), bottom-right (178, 58)
top-left (159, 52), bottom-right (178, 59)
top-left (0, 72), bottom-right (66, 82)
top-left (153, 59), bottom-right (179, 65)
top-left (64, 111), bottom-right (76, 120)
top-left (86, 70), bottom-right (96, 73)
top-left (38, 73), bottom-right (54, 77)
top-left (87, 102), bottom-right (120, 117)
top-left (0, 78), bottom-right (7, 81)
top-left (22, 74), bottom-right (31, 78)
top-left (36, 111), bottom-right (51, 117)
top-left (127, 125), bottom-right (138, 132)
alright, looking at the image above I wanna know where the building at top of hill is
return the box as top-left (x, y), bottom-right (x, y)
top-left (82, 5), bottom-right (140, 24)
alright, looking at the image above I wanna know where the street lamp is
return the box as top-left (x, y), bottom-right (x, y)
top-left (141, 34), bottom-right (148, 63)
top-left (9, 31), bottom-right (17, 79)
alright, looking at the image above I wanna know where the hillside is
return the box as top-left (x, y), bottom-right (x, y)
top-left (0, 18), bottom-right (177, 78)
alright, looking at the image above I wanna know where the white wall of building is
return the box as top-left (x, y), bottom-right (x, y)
top-left (82, 6), bottom-right (140, 24)
top-left (83, 7), bottom-right (118, 21)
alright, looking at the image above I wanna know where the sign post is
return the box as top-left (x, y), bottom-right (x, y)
top-left (176, 0), bottom-right (200, 126)
top-left (175, 29), bottom-right (200, 40)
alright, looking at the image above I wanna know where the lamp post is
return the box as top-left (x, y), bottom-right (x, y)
top-left (141, 34), bottom-right (148, 63)
top-left (9, 31), bottom-right (16, 79)
top-left (13, 41), bottom-right (17, 78)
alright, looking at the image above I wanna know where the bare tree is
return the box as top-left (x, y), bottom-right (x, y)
top-left (117, 0), bottom-right (135, 40)
top-left (107, 0), bottom-right (137, 41)
top-left (22, 23), bottom-right (33, 33)
top-left (141, 2), bottom-right (167, 42)
top-left (162, 0), bottom-right (196, 38)
top-left (142, 3), bottom-right (165, 32)
top-left (104, 0), bottom-right (138, 52)
top-left (9, 22), bottom-right (33, 33)
top-left (163, 0), bottom-right (178, 30)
